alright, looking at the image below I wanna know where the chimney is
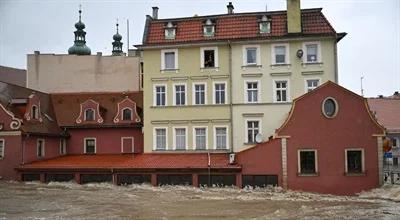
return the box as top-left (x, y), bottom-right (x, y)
top-left (287, 0), bottom-right (301, 33)
top-left (152, 6), bottom-right (159, 19)
top-left (227, 2), bottom-right (234, 14)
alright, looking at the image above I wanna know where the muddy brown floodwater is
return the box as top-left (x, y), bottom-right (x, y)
top-left (0, 181), bottom-right (399, 220)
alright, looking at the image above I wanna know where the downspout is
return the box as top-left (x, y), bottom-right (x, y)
top-left (334, 40), bottom-right (338, 83)
top-left (228, 40), bottom-right (234, 153)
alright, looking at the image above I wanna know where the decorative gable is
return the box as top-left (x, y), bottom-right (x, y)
top-left (75, 99), bottom-right (104, 124)
top-left (113, 97), bottom-right (141, 123)
top-left (24, 93), bottom-right (43, 122)
top-left (0, 103), bottom-right (22, 130)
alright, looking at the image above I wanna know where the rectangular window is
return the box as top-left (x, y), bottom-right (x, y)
top-left (299, 150), bottom-right (317, 174)
top-left (84, 138), bottom-right (96, 154)
top-left (246, 48), bottom-right (257, 65)
top-left (204, 50), bottom-right (215, 68)
top-left (37, 139), bottom-right (45, 158)
top-left (174, 128), bottom-right (186, 150)
top-left (214, 83), bottom-right (226, 104)
top-left (164, 52), bottom-right (175, 69)
top-left (274, 80), bottom-right (288, 102)
top-left (60, 138), bottom-right (66, 155)
top-left (392, 138), bottom-right (399, 148)
top-left (165, 28), bottom-right (176, 39)
top-left (195, 128), bottom-right (207, 150)
top-left (306, 44), bottom-right (318, 63)
top-left (306, 79), bottom-right (320, 92)
top-left (155, 128), bottom-right (167, 150)
top-left (346, 150), bottom-right (363, 174)
top-left (246, 82), bottom-right (259, 103)
top-left (215, 127), bottom-right (227, 150)
top-left (155, 85), bottom-right (166, 106)
top-left (274, 46), bottom-right (286, 64)
top-left (0, 139), bottom-right (4, 159)
top-left (259, 22), bottom-right (271, 33)
top-left (247, 121), bottom-right (260, 143)
top-left (174, 85), bottom-right (186, 106)
top-left (194, 84), bottom-right (206, 105)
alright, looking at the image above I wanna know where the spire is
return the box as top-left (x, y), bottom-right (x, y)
top-left (112, 19), bottom-right (123, 56)
top-left (68, 5), bottom-right (91, 55)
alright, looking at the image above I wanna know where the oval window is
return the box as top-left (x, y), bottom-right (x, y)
top-left (322, 98), bottom-right (338, 118)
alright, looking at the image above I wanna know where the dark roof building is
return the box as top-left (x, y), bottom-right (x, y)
top-left (0, 66), bottom-right (26, 87)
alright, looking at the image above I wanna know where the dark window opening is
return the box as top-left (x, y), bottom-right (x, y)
top-left (198, 175), bottom-right (236, 187)
top-left (204, 50), bottom-right (215, 68)
top-left (347, 150), bottom-right (362, 173)
top-left (32, 105), bottom-right (38, 119)
top-left (118, 174), bottom-right (151, 185)
top-left (323, 98), bottom-right (337, 117)
top-left (300, 151), bottom-right (316, 174)
top-left (85, 139), bottom-right (96, 154)
top-left (157, 174), bottom-right (192, 186)
top-left (122, 108), bottom-right (132, 121)
top-left (22, 174), bottom-right (40, 181)
top-left (46, 174), bottom-right (74, 182)
top-left (85, 109), bottom-right (95, 121)
top-left (81, 174), bottom-right (112, 184)
top-left (242, 175), bottom-right (278, 188)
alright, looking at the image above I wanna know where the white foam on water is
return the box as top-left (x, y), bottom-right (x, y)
top-left (358, 184), bottom-right (400, 202)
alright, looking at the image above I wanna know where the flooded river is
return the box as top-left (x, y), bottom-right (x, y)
top-left (0, 181), bottom-right (399, 220)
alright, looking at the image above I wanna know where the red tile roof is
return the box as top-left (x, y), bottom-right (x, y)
top-left (368, 98), bottom-right (400, 133)
top-left (50, 92), bottom-right (143, 127)
top-left (19, 153), bottom-right (241, 170)
top-left (143, 8), bottom-right (340, 45)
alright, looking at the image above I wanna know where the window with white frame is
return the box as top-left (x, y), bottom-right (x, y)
top-left (122, 108), bottom-right (132, 121)
top-left (194, 127), bottom-right (207, 150)
top-left (155, 85), bottom-right (167, 106)
top-left (32, 105), bottom-right (39, 119)
top-left (174, 128), bottom-right (187, 150)
top-left (37, 139), bottom-right (45, 158)
top-left (155, 128), bottom-right (167, 150)
top-left (164, 22), bottom-right (176, 39)
top-left (194, 83), bottom-right (206, 105)
top-left (0, 139), bottom-right (4, 159)
top-left (259, 15), bottom-right (271, 33)
top-left (203, 19), bottom-right (215, 37)
top-left (215, 127), bottom-right (227, 150)
top-left (246, 120), bottom-right (260, 143)
top-left (245, 47), bottom-right (258, 65)
top-left (274, 80), bottom-right (289, 102)
top-left (246, 81), bottom-right (259, 103)
top-left (392, 137), bottom-right (399, 148)
top-left (84, 108), bottom-right (95, 121)
top-left (174, 84), bottom-right (186, 106)
top-left (201, 47), bottom-right (218, 68)
top-left (298, 150), bottom-right (317, 174)
top-left (84, 138), bottom-right (96, 154)
top-left (345, 149), bottom-right (364, 174)
top-left (303, 42), bottom-right (321, 63)
top-left (60, 138), bottom-right (66, 155)
top-left (161, 49), bottom-right (178, 70)
top-left (214, 83), bottom-right (226, 104)
top-left (274, 45), bottom-right (287, 64)
top-left (306, 79), bottom-right (320, 92)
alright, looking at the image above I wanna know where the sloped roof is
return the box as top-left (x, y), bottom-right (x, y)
top-left (0, 66), bottom-right (26, 87)
top-left (50, 92), bottom-right (143, 127)
top-left (368, 98), bottom-right (400, 133)
top-left (19, 153), bottom-right (241, 170)
top-left (141, 8), bottom-right (344, 46)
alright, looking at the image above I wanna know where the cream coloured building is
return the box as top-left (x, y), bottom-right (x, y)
top-left (138, 0), bottom-right (345, 153)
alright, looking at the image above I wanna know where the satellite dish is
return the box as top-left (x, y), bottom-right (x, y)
top-left (255, 133), bottom-right (263, 143)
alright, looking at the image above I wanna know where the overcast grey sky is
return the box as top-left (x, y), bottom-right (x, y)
top-left (0, 0), bottom-right (399, 97)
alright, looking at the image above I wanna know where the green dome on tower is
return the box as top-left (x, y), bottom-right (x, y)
top-left (68, 7), bottom-right (91, 55)
top-left (112, 22), bottom-right (123, 56)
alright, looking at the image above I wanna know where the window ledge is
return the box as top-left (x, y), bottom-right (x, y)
top-left (200, 67), bottom-right (219, 72)
top-left (271, 63), bottom-right (291, 67)
top-left (297, 172), bottom-right (319, 177)
top-left (160, 69), bottom-right (179, 73)
top-left (302, 62), bottom-right (323, 66)
top-left (241, 65), bottom-right (262, 69)
top-left (344, 172), bottom-right (366, 177)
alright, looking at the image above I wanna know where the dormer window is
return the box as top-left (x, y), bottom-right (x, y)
top-left (84, 108), bottom-right (95, 121)
top-left (203, 19), bottom-right (215, 37)
top-left (122, 108), bottom-right (132, 121)
top-left (164, 22), bottom-right (176, 39)
top-left (31, 105), bottom-right (39, 120)
top-left (259, 15), bottom-right (271, 34)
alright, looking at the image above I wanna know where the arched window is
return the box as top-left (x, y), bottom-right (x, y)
top-left (32, 105), bottom-right (39, 119)
top-left (122, 108), bottom-right (132, 121)
top-left (84, 108), bottom-right (95, 121)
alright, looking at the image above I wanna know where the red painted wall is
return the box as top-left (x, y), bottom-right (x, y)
top-left (67, 128), bottom-right (143, 154)
top-left (237, 139), bottom-right (282, 186)
top-left (278, 83), bottom-right (383, 195)
top-left (0, 135), bottom-right (22, 180)
top-left (23, 136), bottom-right (62, 164)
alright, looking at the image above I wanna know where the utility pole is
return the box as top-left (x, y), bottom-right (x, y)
top-left (360, 76), bottom-right (364, 97)
top-left (127, 19), bottom-right (130, 53)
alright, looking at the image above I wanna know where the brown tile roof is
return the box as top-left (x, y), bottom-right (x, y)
top-left (368, 98), bottom-right (400, 133)
top-left (19, 153), bottom-right (241, 170)
top-left (0, 81), bottom-right (62, 135)
top-left (0, 65), bottom-right (26, 87)
top-left (143, 8), bottom-right (340, 45)
top-left (50, 92), bottom-right (143, 127)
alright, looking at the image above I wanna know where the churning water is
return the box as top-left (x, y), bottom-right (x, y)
top-left (0, 181), bottom-right (400, 219)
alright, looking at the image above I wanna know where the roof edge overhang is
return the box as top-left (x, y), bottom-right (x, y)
top-left (16, 167), bottom-right (242, 172)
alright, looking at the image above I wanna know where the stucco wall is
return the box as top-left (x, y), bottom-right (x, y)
top-left (27, 53), bottom-right (140, 93)
top-left (143, 46), bottom-right (231, 153)
top-left (0, 135), bottom-right (22, 180)
top-left (231, 39), bottom-right (337, 152)
top-left (67, 128), bottom-right (143, 154)
top-left (23, 136), bottom-right (61, 164)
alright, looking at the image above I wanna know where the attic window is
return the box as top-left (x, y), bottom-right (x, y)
top-left (122, 108), bottom-right (132, 121)
top-left (203, 19), bottom-right (215, 37)
top-left (84, 108), bottom-right (95, 121)
top-left (32, 105), bottom-right (39, 120)
top-left (164, 22), bottom-right (176, 39)
top-left (259, 15), bottom-right (271, 34)
top-left (322, 97), bottom-right (338, 118)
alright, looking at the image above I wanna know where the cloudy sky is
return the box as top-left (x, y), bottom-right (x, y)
top-left (0, 0), bottom-right (399, 97)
